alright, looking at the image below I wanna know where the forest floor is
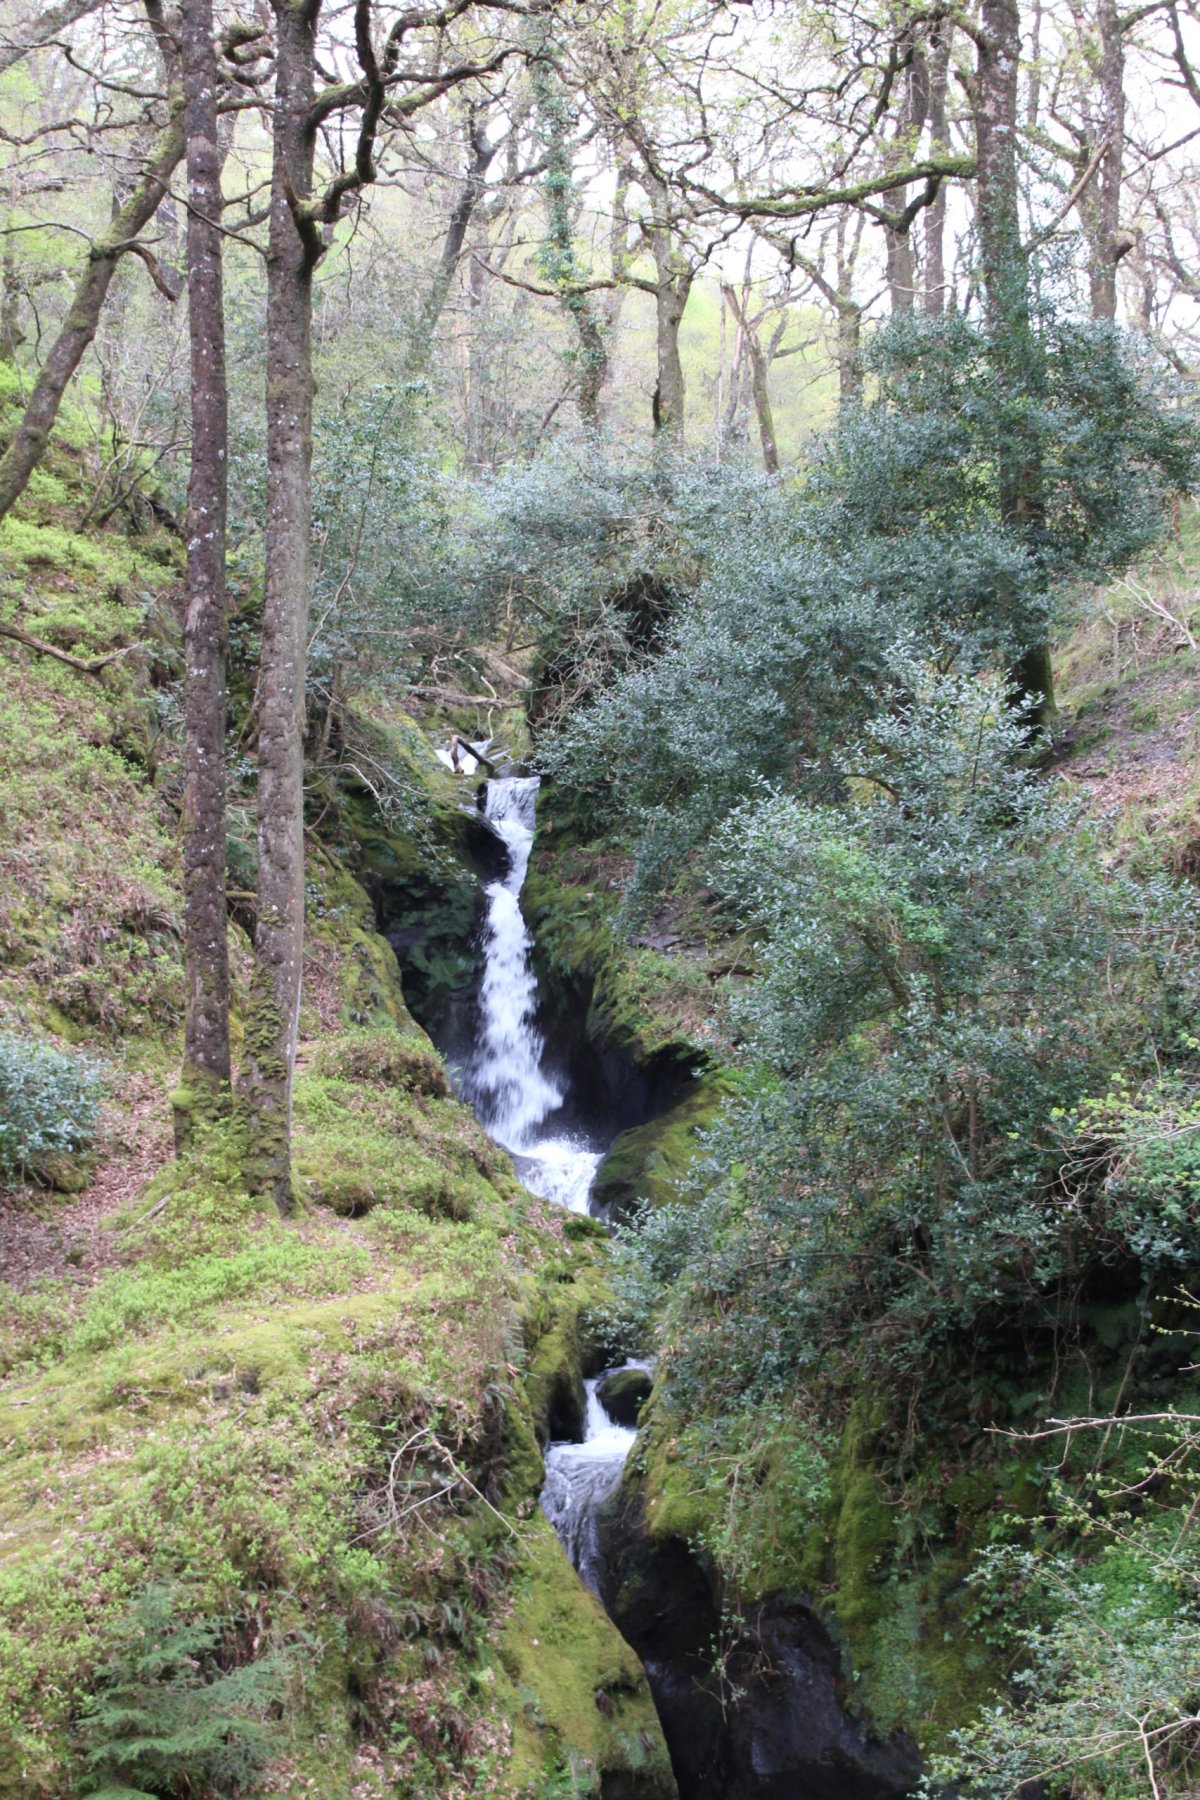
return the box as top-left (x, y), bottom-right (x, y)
top-left (1055, 531), bottom-right (1200, 868)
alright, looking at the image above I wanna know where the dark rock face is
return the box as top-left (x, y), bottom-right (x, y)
top-left (598, 1366), bottom-right (653, 1427)
top-left (600, 1501), bottom-right (921, 1800)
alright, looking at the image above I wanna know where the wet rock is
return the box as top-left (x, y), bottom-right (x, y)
top-left (600, 1497), bottom-right (921, 1800)
top-left (597, 1366), bottom-right (653, 1427)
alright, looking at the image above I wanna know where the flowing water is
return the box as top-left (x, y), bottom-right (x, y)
top-left (450, 771), bottom-right (915, 1798)
top-left (460, 776), bottom-right (600, 1214)
top-left (456, 774), bottom-right (637, 1580)
top-left (539, 1363), bottom-right (650, 1592)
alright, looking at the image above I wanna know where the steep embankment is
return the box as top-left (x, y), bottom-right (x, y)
top-left (508, 533), bottom-right (1200, 1795)
top-left (0, 404), bottom-right (673, 1800)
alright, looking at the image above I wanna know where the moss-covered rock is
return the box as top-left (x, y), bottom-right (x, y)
top-left (597, 1366), bottom-right (652, 1428)
top-left (494, 1518), bottom-right (677, 1800)
top-left (524, 1257), bottom-right (616, 1443)
top-left (591, 1072), bottom-right (737, 1222)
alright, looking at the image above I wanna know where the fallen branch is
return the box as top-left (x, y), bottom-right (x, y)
top-left (409, 682), bottom-right (499, 707)
top-left (451, 734), bottom-right (497, 775)
top-left (991, 1411), bottom-right (1200, 1441)
top-left (118, 1193), bottom-right (171, 1235)
top-left (0, 621), bottom-right (147, 675)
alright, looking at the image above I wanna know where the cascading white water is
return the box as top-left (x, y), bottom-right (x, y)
top-left (458, 776), bottom-right (642, 1591)
top-left (464, 776), bottom-right (600, 1214)
top-left (540, 1364), bottom-right (648, 1593)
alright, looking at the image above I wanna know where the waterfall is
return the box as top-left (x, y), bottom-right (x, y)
top-left (463, 775), bottom-right (600, 1213)
top-left (540, 1364), bottom-right (648, 1593)
top-left (462, 780), bottom-right (640, 1585)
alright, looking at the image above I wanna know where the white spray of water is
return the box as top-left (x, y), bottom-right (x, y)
top-left (465, 776), bottom-right (599, 1213)
top-left (458, 775), bottom-right (644, 1584)
top-left (540, 1363), bottom-right (651, 1592)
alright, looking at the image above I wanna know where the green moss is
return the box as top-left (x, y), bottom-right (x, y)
top-left (592, 1072), bottom-right (738, 1220)
top-left (493, 1519), bottom-right (677, 1799)
top-left (524, 1257), bottom-right (615, 1442)
top-left (633, 1407), bottom-right (713, 1547)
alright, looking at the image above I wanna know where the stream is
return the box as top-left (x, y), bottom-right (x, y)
top-left (448, 768), bottom-right (923, 1800)
top-left (455, 773), bottom-right (638, 1580)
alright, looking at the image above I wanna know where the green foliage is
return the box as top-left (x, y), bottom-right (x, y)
top-left (546, 307), bottom-right (1198, 902)
top-left (612, 663), bottom-right (1190, 1410)
top-left (933, 1496), bottom-right (1200, 1796)
top-left (307, 386), bottom-right (454, 708)
top-left (0, 1031), bottom-right (104, 1180)
top-left (77, 1584), bottom-right (293, 1799)
top-left (817, 311), bottom-right (1199, 665)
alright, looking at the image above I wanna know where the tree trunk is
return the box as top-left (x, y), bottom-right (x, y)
top-left (746, 334), bottom-right (779, 474)
top-left (885, 211), bottom-right (915, 312)
top-left (923, 27), bottom-right (952, 314)
top-left (175, 0), bottom-right (231, 1145)
top-left (976, 0), bottom-right (1056, 729)
top-left (835, 300), bottom-right (863, 402)
top-left (409, 108), bottom-right (496, 368)
top-left (0, 101), bottom-right (184, 523)
top-left (1082, 0), bottom-right (1126, 320)
top-left (239, 0), bottom-right (319, 1210)
top-left (646, 172), bottom-right (690, 445)
top-left (651, 276), bottom-right (689, 443)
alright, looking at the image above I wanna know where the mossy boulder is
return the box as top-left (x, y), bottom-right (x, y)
top-left (334, 710), bottom-right (501, 1035)
top-left (592, 1072), bottom-right (737, 1222)
top-left (311, 1026), bottom-right (450, 1096)
top-left (494, 1518), bottom-right (677, 1799)
top-left (524, 1259), bottom-right (616, 1443)
top-left (597, 1366), bottom-right (652, 1428)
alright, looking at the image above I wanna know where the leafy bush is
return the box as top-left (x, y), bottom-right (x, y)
top-left (78, 1584), bottom-right (293, 1798)
top-left (612, 663), bottom-right (1191, 1412)
top-left (0, 1032), bottom-right (104, 1181)
top-left (545, 308), bottom-right (1197, 903)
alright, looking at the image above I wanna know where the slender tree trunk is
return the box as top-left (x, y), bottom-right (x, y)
top-left (1082, 0), bottom-right (1127, 320)
top-left (645, 173), bottom-right (690, 445)
top-left (465, 226), bottom-right (497, 468)
top-left (977, 0), bottom-right (1056, 727)
top-left (746, 334), bottom-right (779, 473)
top-left (239, 0), bottom-right (319, 1210)
top-left (175, 0), bottom-right (231, 1144)
top-left (835, 300), bottom-right (863, 401)
top-left (651, 278), bottom-right (688, 441)
top-left (0, 101), bottom-right (184, 523)
top-left (0, 217), bottom-right (23, 361)
top-left (574, 302), bottom-right (608, 429)
top-left (409, 109), bottom-right (496, 368)
top-left (885, 211), bottom-right (915, 312)
top-left (923, 27), bottom-right (952, 314)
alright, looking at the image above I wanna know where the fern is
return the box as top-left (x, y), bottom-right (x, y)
top-left (78, 1585), bottom-right (293, 1798)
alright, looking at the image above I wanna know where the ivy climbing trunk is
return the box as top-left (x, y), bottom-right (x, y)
top-left (176, 0), bottom-right (231, 1142)
top-left (976, 0), bottom-right (1056, 729)
top-left (239, 0), bottom-right (320, 1210)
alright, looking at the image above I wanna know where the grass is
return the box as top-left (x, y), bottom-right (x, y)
top-left (0, 423), bottom-right (674, 1798)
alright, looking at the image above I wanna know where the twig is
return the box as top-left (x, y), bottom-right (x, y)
top-left (118, 1194), bottom-right (171, 1235)
top-left (0, 621), bottom-right (147, 675)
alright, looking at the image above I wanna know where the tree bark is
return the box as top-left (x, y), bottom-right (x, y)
top-left (922, 26), bottom-right (952, 314)
top-left (175, 0), bottom-right (231, 1145)
top-left (0, 100), bottom-right (184, 524)
top-left (409, 106), bottom-right (497, 367)
top-left (1080, 0), bottom-right (1126, 320)
top-left (645, 172), bottom-right (691, 445)
top-left (238, 0), bottom-right (320, 1211)
top-left (0, 0), bottom-right (104, 74)
top-left (976, 0), bottom-right (1056, 729)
